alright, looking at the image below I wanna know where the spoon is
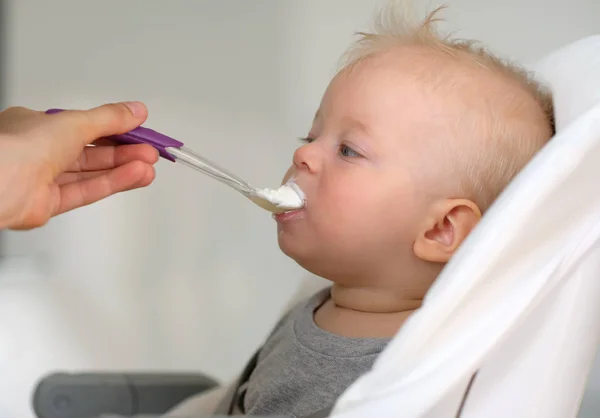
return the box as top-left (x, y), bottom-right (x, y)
top-left (45, 109), bottom-right (304, 214)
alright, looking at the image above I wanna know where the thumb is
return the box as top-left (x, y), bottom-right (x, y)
top-left (55, 101), bottom-right (149, 147)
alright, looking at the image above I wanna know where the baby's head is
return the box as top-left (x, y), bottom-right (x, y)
top-left (276, 1), bottom-right (554, 295)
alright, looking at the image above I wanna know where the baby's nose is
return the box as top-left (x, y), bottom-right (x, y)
top-left (293, 142), bottom-right (320, 173)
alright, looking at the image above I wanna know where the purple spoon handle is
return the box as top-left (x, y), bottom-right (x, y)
top-left (45, 108), bottom-right (184, 162)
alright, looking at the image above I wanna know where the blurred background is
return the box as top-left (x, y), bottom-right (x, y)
top-left (0, 0), bottom-right (599, 417)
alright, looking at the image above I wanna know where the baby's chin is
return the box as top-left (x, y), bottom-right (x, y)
top-left (277, 233), bottom-right (317, 268)
top-left (276, 236), bottom-right (343, 281)
top-left (277, 231), bottom-right (300, 259)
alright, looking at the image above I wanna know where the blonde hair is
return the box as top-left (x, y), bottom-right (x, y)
top-left (341, 0), bottom-right (555, 210)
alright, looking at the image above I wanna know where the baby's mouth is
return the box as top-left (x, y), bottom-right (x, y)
top-left (255, 177), bottom-right (305, 214)
top-left (272, 179), bottom-right (307, 221)
top-left (273, 207), bottom-right (305, 223)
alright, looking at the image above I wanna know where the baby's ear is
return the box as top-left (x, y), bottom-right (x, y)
top-left (413, 199), bottom-right (482, 263)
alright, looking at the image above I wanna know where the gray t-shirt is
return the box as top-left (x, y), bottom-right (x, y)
top-left (237, 288), bottom-right (390, 417)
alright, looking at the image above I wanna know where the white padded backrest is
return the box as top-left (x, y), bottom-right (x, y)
top-left (536, 36), bottom-right (600, 130)
top-left (330, 35), bottom-right (600, 418)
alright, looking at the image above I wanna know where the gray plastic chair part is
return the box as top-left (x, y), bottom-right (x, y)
top-left (32, 372), bottom-right (219, 418)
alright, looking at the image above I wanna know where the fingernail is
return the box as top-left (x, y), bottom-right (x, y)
top-left (123, 101), bottom-right (145, 117)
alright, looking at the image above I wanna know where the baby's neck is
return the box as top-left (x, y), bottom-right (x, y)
top-left (330, 284), bottom-right (422, 313)
top-left (313, 284), bottom-right (422, 339)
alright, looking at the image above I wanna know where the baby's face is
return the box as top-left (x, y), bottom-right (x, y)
top-left (276, 50), bottom-right (453, 284)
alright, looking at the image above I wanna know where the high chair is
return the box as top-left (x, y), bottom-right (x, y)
top-left (32, 34), bottom-right (600, 418)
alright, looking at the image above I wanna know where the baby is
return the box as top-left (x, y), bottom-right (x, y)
top-left (216, 1), bottom-right (554, 417)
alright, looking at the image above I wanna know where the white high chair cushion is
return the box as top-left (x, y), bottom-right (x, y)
top-left (331, 35), bottom-right (600, 418)
top-left (536, 35), bottom-right (600, 131)
top-left (165, 385), bottom-right (229, 417)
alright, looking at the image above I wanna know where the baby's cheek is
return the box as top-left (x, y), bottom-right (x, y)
top-left (335, 184), bottom-right (382, 214)
top-left (338, 185), bottom-right (410, 233)
top-left (330, 187), bottom-right (362, 213)
top-left (320, 176), bottom-right (367, 210)
top-left (318, 187), bottom-right (379, 240)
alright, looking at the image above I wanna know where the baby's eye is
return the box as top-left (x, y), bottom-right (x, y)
top-left (339, 144), bottom-right (361, 158)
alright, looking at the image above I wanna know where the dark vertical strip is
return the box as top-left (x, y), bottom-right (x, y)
top-left (0, 0), bottom-right (5, 254)
top-left (0, 0), bottom-right (5, 107)
top-left (455, 371), bottom-right (478, 418)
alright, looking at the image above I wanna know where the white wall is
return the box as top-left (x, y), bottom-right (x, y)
top-left (1, 1), bottom-right (599, 417)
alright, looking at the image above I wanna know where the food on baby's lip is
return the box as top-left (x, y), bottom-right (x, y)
top-left (254, 181), bottom-right (305, 212)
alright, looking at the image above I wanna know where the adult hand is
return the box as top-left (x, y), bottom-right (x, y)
top-left (0, 102), bottom-right (159, 230)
